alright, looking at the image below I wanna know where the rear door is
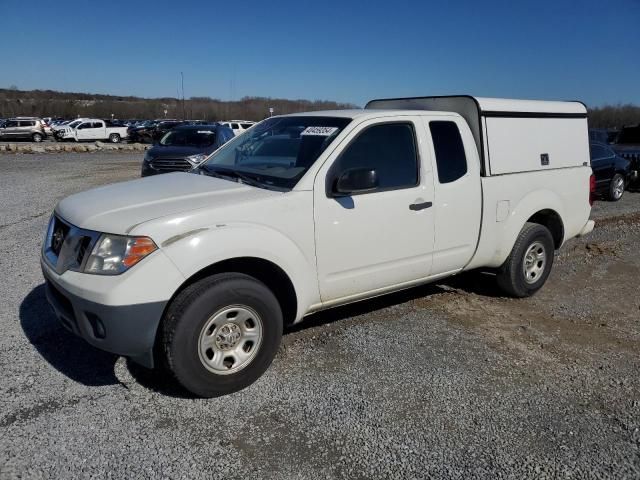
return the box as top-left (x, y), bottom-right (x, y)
top-left (424, 117), bottom-right (482, 275)
top-left (313, 117), bottom-right (435, 302)
top-left (17, 120), bottom-right (35, 139)
top-left (92, 121), bottom-right (106, 139)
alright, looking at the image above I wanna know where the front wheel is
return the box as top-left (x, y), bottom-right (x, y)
top-left (496, 222), bottom-right (555, 298)
top-left (32, 132), bottom-right (43, 142)
top-left (161, 273), bottom-right (283, 397)
top-left (608, 173), bottom-right (625, 201)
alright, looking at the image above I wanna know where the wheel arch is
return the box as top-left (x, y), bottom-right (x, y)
top-left (165, 256), bottom-right (299, 328)
top-left (526, 209), bottom-right (564, 249)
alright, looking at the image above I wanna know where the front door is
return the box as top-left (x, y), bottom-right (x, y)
top-left (76, 121), bottom-right (93, 140)
top-left (0, 120), bottom-right (19, 139)
top-left (313, 117), bottom-right (435, 303)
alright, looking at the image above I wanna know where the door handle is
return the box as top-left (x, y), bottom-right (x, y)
top-left (409, 201), bottom-right (432, 211)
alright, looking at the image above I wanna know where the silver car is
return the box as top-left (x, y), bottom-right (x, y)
top-left (0, 117), bottom-right (47, 142)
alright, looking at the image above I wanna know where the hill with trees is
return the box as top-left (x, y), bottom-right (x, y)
top-left (1, 88), bottom-right (638, 128)
top-left (0, 88), bottom-right (357, 121)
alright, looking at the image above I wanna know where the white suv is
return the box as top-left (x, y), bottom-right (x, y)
top-left (220, 120), bottom-right (256, 136)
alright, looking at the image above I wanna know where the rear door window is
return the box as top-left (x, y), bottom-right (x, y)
top-left (429, 121), bottom-right (468, 183)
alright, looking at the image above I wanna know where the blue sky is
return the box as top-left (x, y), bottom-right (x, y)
top-left (1, 0), bottom-right (639, 107)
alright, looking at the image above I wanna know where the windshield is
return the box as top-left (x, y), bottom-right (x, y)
top-left (160, 129), bottom-right (217, 147)
top-left (199, 116), bottom-right (351, 190)
top-left (68, 120), bottom-right (81, 128)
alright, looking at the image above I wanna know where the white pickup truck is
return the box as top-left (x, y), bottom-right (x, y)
top-left (41, 95), bottom-right (595, 397)
top-left (55, 118), bottom-right (128, 143)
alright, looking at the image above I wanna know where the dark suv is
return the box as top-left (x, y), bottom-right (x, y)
top-left (141, 124), bottom-right (234, 176)
top-left (0, 117), bottom-right (47, 142)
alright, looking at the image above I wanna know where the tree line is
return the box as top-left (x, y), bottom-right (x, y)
top-left (587, 104), bottom-right (640, 129)
top-left (0, 88), bottom-right (356, 121)
top-left (1, 88), bottom-right (638, 129)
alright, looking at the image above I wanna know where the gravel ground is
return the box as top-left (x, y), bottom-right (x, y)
top-left (1, 153), bottom-right (639, 479)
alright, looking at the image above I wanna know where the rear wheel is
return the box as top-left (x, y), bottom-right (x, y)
top-left (608, 173), bottom-right (625, 201)
top-left (32, 132), bottom-right (43, 143)
top-left (161, 273), bottom-right (283, 397)
top-left (496, 222), bottom-right (555, 297)
top-left (109, 133), bottom-right (121, 143)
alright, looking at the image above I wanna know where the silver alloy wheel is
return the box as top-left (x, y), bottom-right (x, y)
top-left (109, 134), bottom-right (119, 143)
top-left (523, 241), bottom-right (546, 284)
top-left (612, 176), bottom-right (624, 200)
top-left (33, 133), bottom-right (42, 142)
top-left (198, 305), bottom-right (263, 375)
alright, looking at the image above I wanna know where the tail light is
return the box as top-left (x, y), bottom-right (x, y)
top-left (589, 174), bottom-right (596, 206)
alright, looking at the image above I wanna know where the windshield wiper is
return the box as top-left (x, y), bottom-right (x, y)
top-left (199, 166), bottom-right (275, 190)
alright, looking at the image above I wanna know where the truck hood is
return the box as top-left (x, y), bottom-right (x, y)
top-left (56, 172), bottom-right (275, 234)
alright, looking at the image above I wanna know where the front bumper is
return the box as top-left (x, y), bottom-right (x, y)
top-left (40, 251), bottom-right (183, 368)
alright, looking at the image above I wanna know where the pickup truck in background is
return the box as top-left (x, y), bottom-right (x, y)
top-left (610, 124), bottom-right (640, 186)
top-left (41, 95), bottom-right (594, 397)
top-left (55, 119), bottom-right (129, 143)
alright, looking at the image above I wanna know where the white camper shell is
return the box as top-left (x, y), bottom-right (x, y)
top-left (365, 95), bottom-right (589, 176)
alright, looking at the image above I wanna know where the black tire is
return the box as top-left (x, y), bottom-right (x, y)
top-left (496, 222), bottom-right (555, 298)
top-left (161, 273), bottom-right (283, 397)
top-left (109, 133), bottom-right (121, 143)
top-left (607, 173), bottom-right (625, 201)
top-left (32, 132), bottom-right (43, 143)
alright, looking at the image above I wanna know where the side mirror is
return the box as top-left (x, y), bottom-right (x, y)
top-left (332, 168), bottom-right (378, 196)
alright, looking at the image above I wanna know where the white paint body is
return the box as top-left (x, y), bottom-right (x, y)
top-left (58, 119), bottom-right (129, 141)
top-left (49, 97), bottom-right (594, 325)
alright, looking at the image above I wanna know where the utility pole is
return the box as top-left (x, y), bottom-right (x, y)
top-left (181, 72), bottom-right (186, 120)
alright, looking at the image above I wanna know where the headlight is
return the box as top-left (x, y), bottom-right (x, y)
top-left (143, 152), bottom-right (152, 162)
top-left (84, 234), bottom-right (157, 275)
top-left (186, 153), bottom-right (208, 165)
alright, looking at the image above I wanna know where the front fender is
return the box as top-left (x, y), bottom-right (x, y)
top-left (160, 223), bottom-right (320, 321)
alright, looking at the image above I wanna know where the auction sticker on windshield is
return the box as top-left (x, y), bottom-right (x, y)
top-left (301, 126), bottom-right (339, 136)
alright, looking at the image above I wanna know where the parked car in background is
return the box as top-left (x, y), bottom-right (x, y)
top-left (590, 142), bottom-right (633, 201)
top-left (128, 120), bottom-right (162, 143)
top-left (150, 120), bottom-right (187, 143)
top-left (52, 119), bottom-right (86, 138)
top-left (610, 125), bottom-right (640, 187)
top-left (0, 117), bottom-right (47, 142)
top-left (141, 123), bottom-right (234, 176)
top-left (55, 119), bottom-right (129, 143)
top-left (220, 120), bottom-right (256, 136)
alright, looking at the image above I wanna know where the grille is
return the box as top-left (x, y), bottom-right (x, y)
top-left (149, 157), bottom-right (192, 172)
top-left (51, 217), bottom-right (70, 255)
top-left (44, 216), bottom-right (100, 275)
